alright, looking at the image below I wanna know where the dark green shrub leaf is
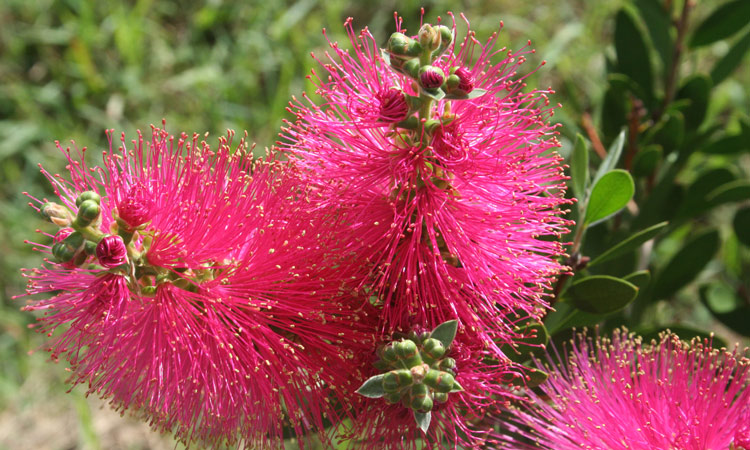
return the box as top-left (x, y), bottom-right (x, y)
top-left (356, 374), bottom-right (386, 398)
top-left (734, 207), bottom-right (750, 246)
top-left (636, 324), bottom-right (728, 348)
top-left (570, 133), bottom-right (589, 201)
top-left (585, 169), bottom-right (635, 225)
top-left (675, 75), bottom-right (712, 130)
top-left (624, 270), bottom-right (651, 290)
top-left (565, 275), bottom-right (639, 314)
top-left (707, 180), bottom-right (750, 205)
top-left (700, 283), bottom-right (750, 337)
top-left (649, 113), bottom-right (684, 153)
top-left (653, 229), bottom-right (720, 299)
top-left (711, 29), bottom-right (750, 84)
top-left (593, 130), bottom-right (626, 184)
top-left (589, 222), bottom-right (668, 267)
top-left (676, 168), bottom-right (735, 218)
top-left (632, 145), bottom-right (662, 177)
top-left (601, 78), bottom-right (629, 140)
top-left (689, 0), bottom-right (750, 48)
top-left (615, 8), bottom-right (653, 104)
top-left (634, 0), bottom-right (673, 68)
top-left (430, 320), bottom-right (458, 349)
top-left (701, 134), bottom-right (749, 155)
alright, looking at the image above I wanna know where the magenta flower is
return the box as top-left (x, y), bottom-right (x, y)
top-left (95, 235), bottom-right (127, 267)
top-left (279, 12), bottom-right (569, 449)
top-left (501, 329), bottom-right (750, 450)
top-left (20, 126), bottom-right (375, 447)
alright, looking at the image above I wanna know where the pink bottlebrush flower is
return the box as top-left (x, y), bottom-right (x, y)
top-left (20, 126), bottom-right (375, 447)
top-left (279, 13), bottom-right (569, 343)
top-left (95, 234), bottom-right (127, 267)
top-left (279, 12), bottom-right (570, 448)
top-left (500, 329), bottom-right (750, 450)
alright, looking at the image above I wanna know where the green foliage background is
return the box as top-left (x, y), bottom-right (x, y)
top-left (0, 0), bottom-right (748, 448)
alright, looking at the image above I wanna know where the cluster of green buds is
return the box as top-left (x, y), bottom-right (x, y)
top-left (357, 320), bottom-right (463, 432)
top-left (385, 24), bottom-right (482, 102)
top-left (41, 191), bottom-right (129, 270)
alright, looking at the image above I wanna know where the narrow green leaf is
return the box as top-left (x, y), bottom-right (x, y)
top-left (700, 283), bottom-right (750, 337)
top-left (653, 229), bottom-right (720, 299)
top-left (675, 75), bottom-right (712, 129)
top-left (601, 80), bottom-right (629, 141)
top-left (711, 29), bottom-right (750, 84)
top-left (623, 270), bottom-right (651, 290)
top-left (676, 168), bottom-right (736, 219)
top-left (414, 411), bottom-right (431, 433)
top-left (634, 0), bottom-right (673, 68)
top-left (589, 222), bottom-right (668, 267)
top-left (356, 374), bottom-right (386, 398)
top-left (650, 113), bottom-right (684, 153)
top-left (701, 134), bottom-right (749, 155)
top-left (689, 0), bottom-right (750, 48)
top-left (430, 320), bottom-right (458, 349)
top-left (585, 169), bottom-right (635, 225)
top-left (615, 8), bottom-right (653, 104)
top-left (570, 134), bottom-right (590, 201)
top-left (444, 89), bottom-right (487, 100)
top-left (565, 275), bottom-right (639, 314)
top-left (707, 180), bottom-right (750, 205)
top-left (734, 207), bottom-right (750, 246)
top-left (593, 130), bottom-right (626, 184)
top-left (632, 145), bottom-right (662, 177)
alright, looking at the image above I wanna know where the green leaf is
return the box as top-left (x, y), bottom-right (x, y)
top-left (649, 113), bottom-right (684, 153)
top-left (502, 322), bottom-right (550, 363)
top-left (623, 270), bottom-right (651, 290)
top-left (589, 222), bottom-right (668, 267)
top-left (689, 0), bottom-right (750, 48)
top-left (701, 134), bottom-right (750, 155)
top-left (450, 380), bottom-right (464, 392)
top-left (430, 320), bottom-right (458, 349)
top-left (570, 133), bottom-right (590, 201)
top-left (356, 374), bottom-right (386, 398)
top-left (676, 168), bottom-right (736, 219)
top-left (675, 75), bottom-right (712, 129)
top-left (707, 180), bottom-right (750, 205)
top-left (421, 88), bottom-right (445, 101)
top-left (634, 0), bottom-right (673, 69)
top-left (711, 29), bottom-right (750, 84)
top-left (700, 283), bottom-right (750, 337)
top-left (632, 145), bottom-right (662, 177)
top-left (653, 229), bottom-right (720, 299)
top-left (734, 207), bottom-right (750, 246)
top-left (443, 89), bottom-right (487, 100)
top-left (585, 169), bottom-right (635, 225)
top-left (414, 411), bottom-right (431, 433)
top-left (593, 130), bottom-right (627, 184)
top-left (615, 8), bottom-right (653, 104)
top-left (601, 79), bottom-right (629, 141)
top-left (564, 275), bottom-right (639, 314)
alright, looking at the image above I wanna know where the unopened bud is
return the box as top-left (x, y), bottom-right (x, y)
top-left (433, 392), bottom-right (448, 403)
top-left (421, 338), bottom-right (446, 363)
top-left (74, 199), bottom-right (101, 228)
top-left (446, 67), bottom-right (474, 95)
top-left (424, 369), bottom-right (455, 393)
top-left (41, 202), bottom-right (74, 227)
top-left (51, 231), bottom-right (84, 263)
top-left (439, 357), bottom-right (456, 370)
top-left (75, 190), bottom-right (101, 207)
top-left (418, 24), bottom-right (440, 52)
top-left (387, 32), bottom-right (422, 57)
top-left (395, 339), bottom-right (422, 367)
top-left (419, 65), bottom-right (445, 90)
top-left (383, 369), bottom-right (413, 392)
top-left (96, 235), bottom-right (128, 268)
top-left (410, 384), bottom-right (433, 412)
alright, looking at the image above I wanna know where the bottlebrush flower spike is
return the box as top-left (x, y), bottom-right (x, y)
top-left (500, 329), bottom-right (750, 450)
top-left (279, 12), bottom-right (569, 363)
top-left (19, 125), bottom-right (376, 448)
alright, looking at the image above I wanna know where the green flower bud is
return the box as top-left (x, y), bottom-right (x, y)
top-left (387, 32), bottom-right (422, 57)
top-left (40, 202), bottom-right (74, 227)
top-left (439, 357), bottom-right (456, 370)
top-left (51, 231), bottom-right (84, 263)
top-left (433, 392), bottom-right (449, 403)
top-left (437, 25), bottom-right (452, 49)
top-left (381, 343), bottom-right (398, 364)
top-left (385, 392), bottom-right (402, 404)
top-left (383, 369), bottom-right (414, 393)
top-left (395, 339), bottom-right (422, 367)
top-left (402, 58), bottom-right (421, 78)
top-left (74, 199), bottom-right (101, 228)
top-left (421, 338), bottom-right (446, 363)
top-left (84, 240), bottom-right (98, 256)
top-left (418, 24), bottom-right (440, 52)
top-left (75, 190), bottom-right (101, 207)
top-left (424, 369), bottom-right (455, 393)
top-left (410, 384), bottom-right (433, 412)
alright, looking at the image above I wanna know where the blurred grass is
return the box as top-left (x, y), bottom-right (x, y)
top-left (1, 0), bottom-right (746, 448)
